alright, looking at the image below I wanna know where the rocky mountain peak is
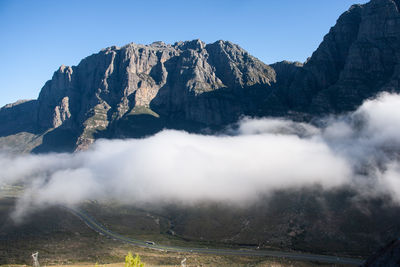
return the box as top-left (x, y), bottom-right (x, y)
top-left (150, 41), bottom-right (167, 47)
top-left (2, 39), bottom-right (275, 152)
top-left (174, 39), bottom-right (206, 51)
top-left (1, 0), bottom-right (400, 153)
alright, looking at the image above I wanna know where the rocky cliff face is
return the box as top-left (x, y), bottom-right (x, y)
top-left (1, 0), bottom-right (400, 152)
top-left (1, 40), bottom-right (276, 152)
top-left (295, 0), bottom-right (400, 113)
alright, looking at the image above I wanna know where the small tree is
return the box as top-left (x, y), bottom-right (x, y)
top-left (125, 252), bottom-right (145, 267)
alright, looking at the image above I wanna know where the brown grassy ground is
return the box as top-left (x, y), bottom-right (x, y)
top-left (0, 197), bottom-right (361, 266)
top-left (0, 253), bottom-right (352, 267)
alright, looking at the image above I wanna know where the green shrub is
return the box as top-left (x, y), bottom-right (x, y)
top-left (125, 252), bottom-right (145, 267)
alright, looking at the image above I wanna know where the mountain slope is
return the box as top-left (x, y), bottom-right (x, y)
top-left (1, 0), bottom-right (400, 152)
top-left (1, 40), bottom-right (276, 152)
top-left (294, 0), bottom-right (400, 113)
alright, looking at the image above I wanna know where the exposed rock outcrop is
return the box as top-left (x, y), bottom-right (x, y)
top-left (1, 0), bottom-right (400, 152)
top-left (301, 0), bottom-right (400, 113)
top-left (1, 40), bottom-right (276, 151)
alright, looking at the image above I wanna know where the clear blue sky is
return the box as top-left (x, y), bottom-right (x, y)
top-left (0, 0), bottom-right (369, 107)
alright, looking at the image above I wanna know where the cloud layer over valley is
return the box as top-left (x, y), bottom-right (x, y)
top-left (2, 93), bottom-right (400, 221)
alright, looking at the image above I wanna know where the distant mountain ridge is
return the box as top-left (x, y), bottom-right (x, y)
top-left (1, 0), bottom-right (400, 152)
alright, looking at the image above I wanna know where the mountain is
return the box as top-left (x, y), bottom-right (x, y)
top-left (1, 0), bottom-right (400, 153)
top-left (287, 0), bottom-right (400, 114)
top-left (0, 40), bottom-right (277, 152)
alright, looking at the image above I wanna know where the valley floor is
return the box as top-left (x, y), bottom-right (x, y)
top-left (0, 254), bottom-right (355, 267)
top-left (0, 195), bottom-right (374, 266)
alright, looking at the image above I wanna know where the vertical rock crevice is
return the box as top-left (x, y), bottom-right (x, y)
top-left (394, 0), bottom-right (400, 11)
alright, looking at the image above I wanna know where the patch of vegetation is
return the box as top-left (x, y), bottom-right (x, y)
top-left (128, 106), bottom-right (159, 118)
top-left (0, 132), bottom-right (43, 153)
top-left (125, 252), bottom-right (144, 267)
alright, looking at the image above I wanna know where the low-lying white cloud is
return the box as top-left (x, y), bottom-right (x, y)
top-left (2, 92), bottom-right (400, 221)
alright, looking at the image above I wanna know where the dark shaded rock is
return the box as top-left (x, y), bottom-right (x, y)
top-left (362, 238), bottom-right (400, 266)
top-left (0, 100), bottom-right (38, 136)
top-left (297, 0), bottom-right (400, 114)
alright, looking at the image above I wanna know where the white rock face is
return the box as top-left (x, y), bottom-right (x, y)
top-left (52, 96), bottom-right (71, 128)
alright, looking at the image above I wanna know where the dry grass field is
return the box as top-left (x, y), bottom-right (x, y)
top-left (0, 194), bottom-right (363, 266)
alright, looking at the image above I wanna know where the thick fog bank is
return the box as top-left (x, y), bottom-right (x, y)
top-left (1, 93), bottom-right (400, 221)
